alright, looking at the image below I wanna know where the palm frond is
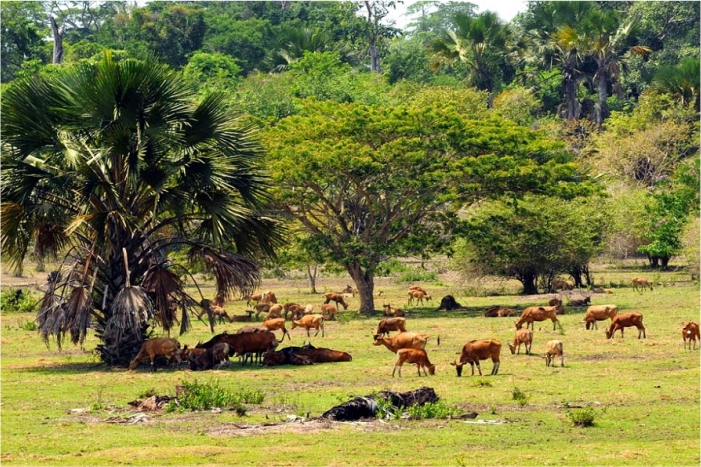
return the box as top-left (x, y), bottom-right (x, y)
top-left (188, 246), bottom-right (261, 305)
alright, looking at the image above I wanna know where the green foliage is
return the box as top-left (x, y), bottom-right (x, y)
top-left (567, 407), bottom-right (598, 427)
top-left (681, 217), bottom-right (700, 279)
top-left (493, 87), bottom-right (541, 126)
top-left (512, 387), bottom-right (529, 406)
top-left (20, 320), bottom-right (37, 331)
top-left (1, 288), bottom-right (37, 314)
top-left (451, 195), bottom-right (606, 293)
top-left (396, 269), bottom-right (438, 284)
top-left (406, 401), bottom-right (463, 420)
top-left (168, 380), bottom-right (265, 413)
top-left (137, 388), bottom-right (158, 399)
top-left (474, 379), bottom-right (492, 388)
top-left (182, 51), bottom-right (242, 97)
top-left (638, 159), bottom-right (701, 266)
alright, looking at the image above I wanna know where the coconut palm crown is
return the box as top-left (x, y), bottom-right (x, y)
top-left (1, 52), bottom-right (280, 365)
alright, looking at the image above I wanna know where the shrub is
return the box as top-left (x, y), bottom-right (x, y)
top-left (568, 407), bottom-right (597, 427)
top-left (170, 380), bottom-right (265, 412)
top-left (512, 387), bottom-right (529, 406)
top-left (396, 269), bottom-right (438, 283)
top-left (406, 401), bottom-right (463, 420)
top-left (1, 288), bottom-right (38, 313)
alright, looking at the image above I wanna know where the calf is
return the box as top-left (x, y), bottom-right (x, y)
top-left (291, 314), bottom-right (325, 337)
top-left (392, 348), bottom-right (435, 377)
top-left (320, 304), bottom-right (339, 320)
top-left (451, 339), bottom-right (501, 376)
top-left (263, 303), bottom-right (284, 321)
top-left (682, 321), bottom-right (699, 350)
top-left (584, 304), bottom-right (618, 330)
top-left (508, 328), bottom-right (533, 355)
top-left (323, 292), bottom-right (348, 310)
top-left (375, 317), bottom-right (407, 337)
top-left (544, 340), bottom-right (564, 367)
top-left (282, 302), bottom-right (304, 320)
top-left (605, 312), bottom-right (646, 339)
top-left (129, 338), bottom-right (181, 371)
top-left (189, 343), bottom-right (231, 371)
top-left (484, 306), bottom-right (516, 317)
top-left (632, 277), bottom-right (653, 293)
top-left (407, 289), bottom-right (431, 307)
top-left (262, 318), bottom-right (291, 341)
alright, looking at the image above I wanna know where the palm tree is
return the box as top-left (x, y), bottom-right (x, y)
top-left (266, 27), bottom-right (337, 72)
top-left (653, 58), bottom-right (700, 111)
top-left (431, 11), bottom-right (511, 95)
top-left (1, 52), bottom-right (280, 365)
top-left (576, 9), bottom-right (651, 126)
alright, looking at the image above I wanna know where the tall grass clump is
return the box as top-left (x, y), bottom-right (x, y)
top-left (568, 407), bottom-right (598, 427)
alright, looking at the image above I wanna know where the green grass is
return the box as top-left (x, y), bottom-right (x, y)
top-left (1, 265), bottom-right (699, 466)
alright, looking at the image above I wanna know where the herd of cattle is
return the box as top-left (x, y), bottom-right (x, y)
top-left (128, 278), bottom-right (700, 376)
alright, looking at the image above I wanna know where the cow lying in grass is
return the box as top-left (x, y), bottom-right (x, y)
top-left (189, 343), bottom-right (230, 371)
top-left (263, 344), bottom-right (352, 366)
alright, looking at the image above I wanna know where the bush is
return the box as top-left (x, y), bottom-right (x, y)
top-left (1, 288), bottom-right (38, 314)
top-left (568, 407), bottom-right (597, 427)
top-left (396, 270), bottom-right (438, 283)
top-left (166, 380), bottom-right (265, 413)
top-left (406, 401), bottom-right (462, 420)
top-left (512, 387), bottom-right (529, 406)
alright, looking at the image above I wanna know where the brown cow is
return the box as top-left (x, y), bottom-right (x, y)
top-left (605, 312), bottom-right (646, 339)
top-left (392, 348), bottom-right (435, 377)
top-left (683, 321), bottom-right (700, 350)
top-left (515, 306), bottom-right (563, 331)
top-left (451, 339), bottom-right (501, 376)
top-left (129, 338), bottom-right (181, 371)
top-left (322, 292), bottom-right (348, 310)
top-left (375, 317), bottom-right (407, 337)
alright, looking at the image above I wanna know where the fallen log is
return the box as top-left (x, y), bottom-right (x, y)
top-left (321, 387), bottom-right (439, 421)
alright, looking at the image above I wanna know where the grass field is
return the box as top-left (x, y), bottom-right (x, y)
top-left (1, 261), bottom-right (699, 466)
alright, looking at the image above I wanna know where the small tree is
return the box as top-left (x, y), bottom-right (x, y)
top-left (450, 195), bottom-right (605, 294)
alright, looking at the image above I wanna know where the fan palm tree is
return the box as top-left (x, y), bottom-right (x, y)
top-left (266, 27), bottom-right (337, 72)
top-left (653, 58), bottom-right (700, 111)
top-left (431, 11), bottom-right (511, 94)
top-left (1, 52), bottom-right (280, 365)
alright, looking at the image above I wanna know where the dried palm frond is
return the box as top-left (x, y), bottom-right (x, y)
top-left (106, 249), bottom-right (153, 351)
top-left (141, 266), bottom-right (183, 332)
top-left (188, 245), bottom-right (260, 305)
top-left (63, 284), bottom-right (93, 346)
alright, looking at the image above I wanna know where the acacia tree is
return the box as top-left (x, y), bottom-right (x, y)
top-left (1, 53), bottom-right (279, 365)
top-left (263, 99), bottom-right (588, 313)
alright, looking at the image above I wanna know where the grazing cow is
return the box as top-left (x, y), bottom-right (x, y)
top-left (451, 339), bottom-right (501, 377)
top-left (373, 332), bottom-right (428, 353)
top-left (605, 312), bottom-right (646, 339)
top-left (682, 321), bottom-right (700, 350)
top-left (515, 306), bottom-right (563, 331)
top-left (195, 331), bottom-right (279, 365)
top-left (392, 348), bottom-right (435, 377)
top-left (544, 340), bottom-right (564, 367)
top-left (322, 292), bottom-right (348, 310)
top-left (320, 304), bottom-right (339, 320)
top-left (375, 317), bottom-right (407, 337)
top-left (584, 304), bottom-right (618, 330)
top-left (129, 338), bottom-right (181, 371)
top-left (291, 314), bottom-right (325, 337)
top-left (508, 328), bottom-right (533, 355)
top-left (631, 277), bottom-right (653, 293)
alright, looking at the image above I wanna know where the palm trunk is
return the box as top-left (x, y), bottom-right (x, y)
top-left (50, 17), bottom-right (64, 64)
top-left (563, 69), bottom-right (581, 120)
top-left (594, 67), bottom-right (609, 126)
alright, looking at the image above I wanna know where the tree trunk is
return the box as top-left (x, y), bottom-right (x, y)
top-left (661, 256), bottom-right (670, 270)
top-left (307, 264), bottom-right (318, 294)
top-left (369, 44), bottom-right (380, 73)
top-left (519, 271), bottom-right (538, 295)
top-left (563, 69), bottom-right (581, 120)
top-left (347, 262), bottom-right (375, 315)
top-left (594, 68), bottom-right (609, 126)
top-left (50, 17), bottom-right (64, 64)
